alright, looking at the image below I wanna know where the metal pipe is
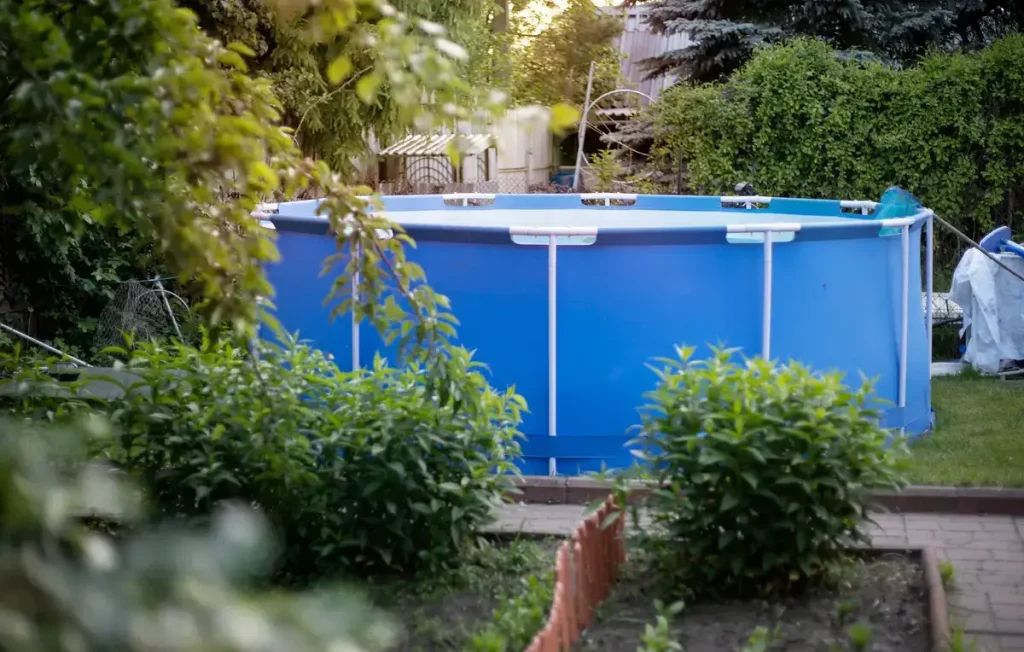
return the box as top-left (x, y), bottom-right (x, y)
top-left (351, 244), bottom-right (361, 371)
top-left (547, 235), bottom-right (558, 477)
top-left (0, 322), bottom-right (91, 367)
top-left (727, 222), bottom-right (802, 234)
top-left (933, 213), bottom-right (1024, 285)
top-left (839, 200), bottom-right (879, 212)
top-left (926, 213), bottom-right (934, 373)
top-left (879, 217), bottom-right (918, 228)
top-left (571, 61), bottom-right (596, 192)
top-left (899, 225), bottom-right (909, 408)
top-left (442, 193), bottom-right (496, 204)
top-left (152, 277), bottom-right (183, 340)
top-left (720, 195), bottom-right (774, 205)
top-left (509, 226), bottom-right (600, 237)
top-left (762, 233), bottom-right (773, 359)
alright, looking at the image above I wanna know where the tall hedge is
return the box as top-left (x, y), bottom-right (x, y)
top-left (651, 36), bottom-right (1024, 270)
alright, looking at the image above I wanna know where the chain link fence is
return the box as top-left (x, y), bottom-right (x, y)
top-left (375, 175), bottom-right (579, 195)
top-left (375, 175), bottom-right (686, 195)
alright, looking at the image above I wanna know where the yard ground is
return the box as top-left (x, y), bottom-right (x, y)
top-left (907, 374), bottom-right (1024, 487)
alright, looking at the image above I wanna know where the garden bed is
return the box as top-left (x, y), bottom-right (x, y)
top-left (576, 550), bottom-right (935, 652)
top-left (367, 537), bottom-right (561, 651)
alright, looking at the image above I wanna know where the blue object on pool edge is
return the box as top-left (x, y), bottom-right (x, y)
top-left (263, 194), bottom-right (933, 476)
top-left (872, 186), bottom-right (921, 236)
top-left (979, 226), bottom-right (1011, 253)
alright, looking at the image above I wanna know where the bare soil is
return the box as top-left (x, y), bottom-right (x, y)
top-left (577, 552), bottom-right (929, 652)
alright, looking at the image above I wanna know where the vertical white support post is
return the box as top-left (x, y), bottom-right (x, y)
top-left (899, 225), bottom-right (910, 409)
top-left (762, 232), bottom-right (773, 359)
top-left (926, 213), bottom-right (934, 373)
top-left (547, 236), bottom-right (558, 477)
top-left (351, 244), bottom-right (361, 371)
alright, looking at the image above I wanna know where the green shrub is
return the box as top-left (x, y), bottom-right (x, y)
top-left (294, 350), bottom-right (525, 576)
top-left (94, 335), bottom-right (329, 520)
top-left (80, 334), bottom-right (525, 578)
top-left (0, 416), bottom-right (396, 652)
top-left (628, 346), bottom-right (907, 596)
top-left (650, 36), bottom-right (1024, 272)
top-left (589, 149), bottom-right (624, 192)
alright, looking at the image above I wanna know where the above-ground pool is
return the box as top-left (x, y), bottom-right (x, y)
top-left (263, 193), bottom-right (935, 476)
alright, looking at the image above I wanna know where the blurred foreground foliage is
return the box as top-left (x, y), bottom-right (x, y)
top-left (0, 416), bottom-right (397, 651)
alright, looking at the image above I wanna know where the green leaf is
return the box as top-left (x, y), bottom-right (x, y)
top-left (326, 55), bottom-right (352, 85)
top-left (356, 73), bottom-right (382, 104)
top-left (550, 103), bottom-right (579, 135)
top-left (446, 140), bottom-right (463, 169)
top-left (720, 493), bottom-right (740, 512)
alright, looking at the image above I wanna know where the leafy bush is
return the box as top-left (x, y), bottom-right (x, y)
top-left (650, 36), bottom-right (1024, 271)
top-left (626, 346), bottom-right (907, 596)
top-left (53, 334), bottom-right (526, 578)
top-left (1, 0), bottom-right (521, 341)
top-left (0, 416), bottom-right (396, 652)
top-left (293, 350), bottom-right (525, 575)
top-left (589, 149), bottom-right (625, 192)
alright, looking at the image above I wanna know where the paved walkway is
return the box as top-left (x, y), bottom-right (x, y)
top-left (490, 504), bottom-right (1024, 652)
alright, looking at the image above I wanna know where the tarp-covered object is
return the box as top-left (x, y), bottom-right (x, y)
top-left (949, 250), bottom-right (1024, 373)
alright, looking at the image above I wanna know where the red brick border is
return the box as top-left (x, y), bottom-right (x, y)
top-left (521, 500), bottom-right (952, 652)
top-left (526, 495), bottom-right (626, 651)
top-left (511, 477), bottom-right (1024, 516)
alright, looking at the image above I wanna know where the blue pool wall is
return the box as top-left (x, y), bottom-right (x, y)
top-left (264, 194), bottom-right (932, 476)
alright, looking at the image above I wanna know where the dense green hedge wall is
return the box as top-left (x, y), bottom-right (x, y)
top-left (651, 36), bottom-right (1024, 271)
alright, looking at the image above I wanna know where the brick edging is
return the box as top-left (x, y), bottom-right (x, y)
top-left (921, 546), bottom-right (952, 652)
top-left (527, 494), bottom-right (626, 651)
top-left (510, 477), bottom-right (1024, 516)
top-left (519, 498), bottom-right (952, 652)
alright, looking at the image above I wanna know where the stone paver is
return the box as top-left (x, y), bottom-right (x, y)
top-left (866, 512), bottom-right (1024, 651)
top-left (488, 503), bottom-right (586, 537)
top-left (490, 504), bottom-right (1024, 651)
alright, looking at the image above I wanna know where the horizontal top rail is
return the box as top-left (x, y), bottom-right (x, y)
top-left (726, 222), bottom-right (802, 233)
top-left (509, 226), bottom-right (600, 236)
top-left (264, 194), bottom-right (897, 217)
top-left (839, 200), bottom-right (879, 208)
top-left (720, 195), bottom-right (773, 204)
top-left (440, 193), bottom-right (497, 200)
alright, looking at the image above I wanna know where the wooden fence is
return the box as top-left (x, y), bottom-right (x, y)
top-left (526, 495), bottom-right (627, 651)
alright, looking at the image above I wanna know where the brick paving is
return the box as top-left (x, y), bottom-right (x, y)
top-left (489, 504), bottom-right (1024, 651)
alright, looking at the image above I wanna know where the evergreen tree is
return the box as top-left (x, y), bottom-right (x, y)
top-left (638, 0), bottom-right (1024, 83)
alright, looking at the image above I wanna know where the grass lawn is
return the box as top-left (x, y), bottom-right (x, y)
top-left (906, 374), bottom-right (1024, 487)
